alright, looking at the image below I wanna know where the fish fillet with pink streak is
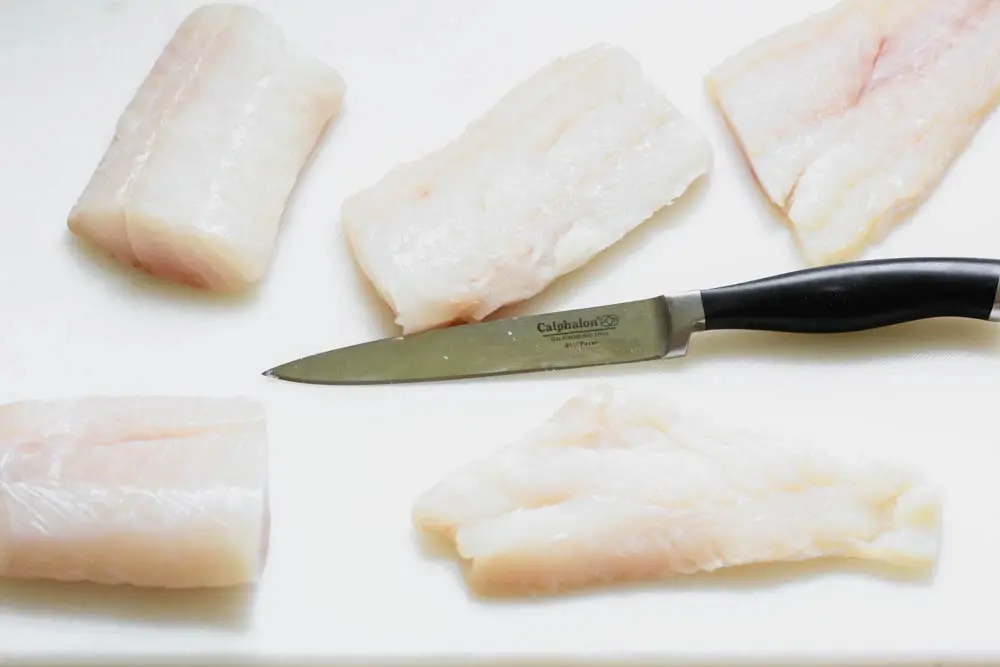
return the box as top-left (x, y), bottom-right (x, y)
top-left (707, 0), bottom-right (1000, 265)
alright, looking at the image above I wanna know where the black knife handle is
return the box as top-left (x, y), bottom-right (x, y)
top-left (700, 258), bottom-right (1000, 333)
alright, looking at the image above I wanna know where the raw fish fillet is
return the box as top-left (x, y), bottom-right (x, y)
top-left (413, 385), bottom-right (940, 596)
top-left (68, 3), bottom-right (346, 291)
top-left (706, 0), bottom-right (1000, 265)
top-left (0, 396), bottom-right (268, 589)
top-left (343, 44), bottom-right (712, 334)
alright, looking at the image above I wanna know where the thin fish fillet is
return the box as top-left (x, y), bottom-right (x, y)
top-left (0, 396), bottom-right (268, 589)
top-left (68, 3), bottom-right (346, 291)
top-left (412, 385), bottom-right (940, 596)
top-left (343, 44), bottom-right (712, 334)
top-left (706, 0), bottom-right (1000, 266)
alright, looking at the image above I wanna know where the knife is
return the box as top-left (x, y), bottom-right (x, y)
top-left (263, 257), bottom-right (1000, 385)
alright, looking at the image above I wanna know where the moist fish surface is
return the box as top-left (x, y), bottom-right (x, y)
top-left (0, 396), bottom-right (268, 589)
top-left (706, 0), bottom-right (1000, 266)
top-left (68, 3), bottom-right (346, 291)
top-left (343, 44), bottom-right (712, 334)
top-left (413, 385), bottom-right (940, 596)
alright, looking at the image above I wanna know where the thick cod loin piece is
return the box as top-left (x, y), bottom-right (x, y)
top-left (0, 396), bottom-right (269, 588)
top-left (707, 0), bottom-right (1000, 265)
top-left (413, 385), bottom-right (940, 596)
top-left (343, 44), bottom-right (713, 334)
top-left (68, 3), bottom-right (346, 291)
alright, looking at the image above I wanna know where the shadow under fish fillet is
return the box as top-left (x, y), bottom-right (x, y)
top-left (706, 0), bottom-right (1000, 266)
top-left (412, 385), bottom-right (940, 596)
top-left (0, 396), bottom-right (268, 589)
top-left (342, 44), bottom-right (713, 334)
top-left (68, 3), bottom-right (346, 291)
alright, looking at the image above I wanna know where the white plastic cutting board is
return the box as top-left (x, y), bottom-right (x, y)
top-left (3, 0), bottom-right (1000, 665)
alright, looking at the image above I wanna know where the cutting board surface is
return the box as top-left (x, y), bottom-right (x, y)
top-left (3, 1), bottom-right (1000, 664)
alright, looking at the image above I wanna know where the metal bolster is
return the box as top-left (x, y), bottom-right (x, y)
top-left (664, 290), bottom-right (706, 358)
top-left (992, 277), bottom-right (1000, 322)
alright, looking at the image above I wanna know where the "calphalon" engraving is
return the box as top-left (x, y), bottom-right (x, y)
top-left (536, 314), bottom-right (620, 336)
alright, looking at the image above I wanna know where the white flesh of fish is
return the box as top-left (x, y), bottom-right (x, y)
top-left (706, 0), bottom-right (1000, 265)
top-left (413, 385), bottom-right (940, 596)
top-left (0, 396), bottom-right (268, 588)
top-left (68, 3), bottom-right (346, 291)
top-left (343, 44), bottom-right (713, 334)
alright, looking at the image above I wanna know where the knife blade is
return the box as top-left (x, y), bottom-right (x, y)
top-left (263, 257), bottom-right (1000, 385)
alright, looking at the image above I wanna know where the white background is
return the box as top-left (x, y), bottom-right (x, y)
top-left (2, 0), bottom-right (1000, 664)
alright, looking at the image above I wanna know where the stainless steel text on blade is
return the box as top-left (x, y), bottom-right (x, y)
top-left (264, 296), bottom-right (687, 384)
